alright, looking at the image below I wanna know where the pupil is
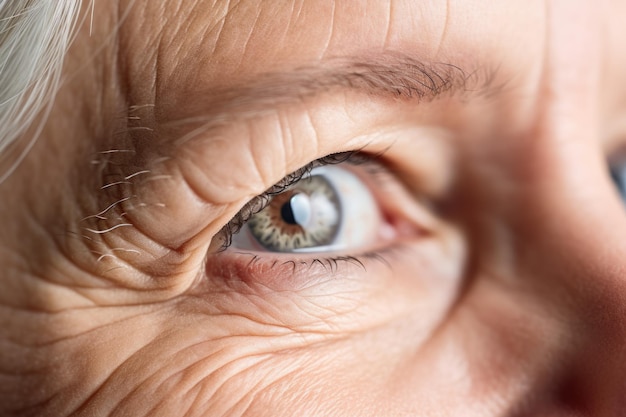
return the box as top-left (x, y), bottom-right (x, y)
top-left (281, 199), bottom-right (298, 225)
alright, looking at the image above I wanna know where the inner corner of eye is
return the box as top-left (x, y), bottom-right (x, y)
top-left (225, 160), bottom-right (396, 254)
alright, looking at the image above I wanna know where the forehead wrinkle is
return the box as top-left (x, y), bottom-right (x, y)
top-left (162, 52), bottom-right (493, 136)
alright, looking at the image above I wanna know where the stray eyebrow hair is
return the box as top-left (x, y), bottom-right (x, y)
top-left (163, 53), bottom-right (497, 132)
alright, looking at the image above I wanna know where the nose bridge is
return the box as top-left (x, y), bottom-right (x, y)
top-left (514, 67), bottom-right (626, 340)
top-left (482, 0), bottom-right (619, 285)
top-left (483, 7), bottom-right (626, 408)
top-left (500, 124), bottom-right (626, 414)
top-left (527, 1), bottom-right (604, 159)
top-left (515, 0), bottom-right (625, 285)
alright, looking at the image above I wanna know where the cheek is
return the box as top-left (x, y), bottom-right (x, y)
top-left (46, 303), bottom-right (336, 416)
top-left (85, 307), bottom-right (419, 417)
top-left (74, 228), bottom-right (465, 415)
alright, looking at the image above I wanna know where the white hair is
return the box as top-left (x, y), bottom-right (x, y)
top-left (0, 0), bottom-right (83, 182)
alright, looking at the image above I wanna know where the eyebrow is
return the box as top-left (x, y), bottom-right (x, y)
top-left (164, 53), bottom-right (497, 133)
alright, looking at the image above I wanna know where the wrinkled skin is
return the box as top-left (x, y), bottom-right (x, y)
top-left (2, 1), bottom-right (626, 416)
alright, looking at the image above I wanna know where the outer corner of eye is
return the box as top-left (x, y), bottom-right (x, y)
top-left (229, 224), bottom-right (258, 251)
top-left (208, 226), bottom-right (236, 253)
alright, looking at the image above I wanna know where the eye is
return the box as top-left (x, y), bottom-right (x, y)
top-left (209, 152), bottom-right (442, 289)
top-left (610, 159), bottom-right (626, 200)
top-left (231, 165), bottom-right (383, 253)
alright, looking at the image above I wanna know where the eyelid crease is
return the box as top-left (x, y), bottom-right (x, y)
top-left (215, 150), bottom-right (384, 251)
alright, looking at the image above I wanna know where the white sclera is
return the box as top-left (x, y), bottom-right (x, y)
top-left (294, 165), bottom-right (381, 252)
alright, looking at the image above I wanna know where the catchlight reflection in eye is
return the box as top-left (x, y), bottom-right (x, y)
top-left (231, 165), bottom-right (382, 253)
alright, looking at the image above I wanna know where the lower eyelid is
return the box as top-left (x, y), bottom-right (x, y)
top-left (202, 220), bottom-right (461, 298)
top-left (204, 244), bottom-right (400, 293)
top-left (206, 192), bottom-right (428, 289)
top-left (197, 233), bottom-right (466, 346)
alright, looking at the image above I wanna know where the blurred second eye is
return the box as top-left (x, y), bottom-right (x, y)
top-left (231, 165), bottom-right (382, 253)
top-left (610, 160), bottom-right (626, 201)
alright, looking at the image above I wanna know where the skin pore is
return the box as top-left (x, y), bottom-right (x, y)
top-left (1, 0), bottom-right (626, 416)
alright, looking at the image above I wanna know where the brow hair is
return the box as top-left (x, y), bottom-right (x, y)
top-left (161, 53), bottom-right (497, 135)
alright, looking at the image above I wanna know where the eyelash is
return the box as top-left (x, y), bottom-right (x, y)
top-left (216, 150), bottom-right (375, 250)
top-left (232, 245), bottom-right (402, 276)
